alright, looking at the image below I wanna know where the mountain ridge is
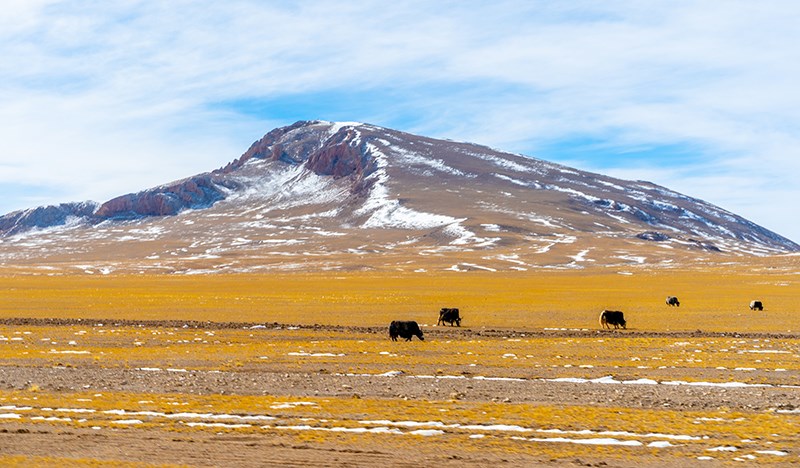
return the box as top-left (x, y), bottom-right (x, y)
top-left (0, 120), bottom-right (796, 274)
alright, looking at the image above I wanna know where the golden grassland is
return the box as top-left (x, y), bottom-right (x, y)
top-left (0, 265), bottom-right (798, 465)
top-left (1, 386), bottom-right (798, 464)
top-left (1, 325), bottom-right (798, 384)
top-left (0, 316), bottom-right (798, 464)
top-left (0, 266), bottom-right (798, 332)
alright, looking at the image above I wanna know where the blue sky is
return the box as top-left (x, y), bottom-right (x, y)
top-left (2, 1), bottom-right (799, 243)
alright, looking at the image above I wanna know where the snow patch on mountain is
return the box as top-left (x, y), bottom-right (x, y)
top-left (389, 146), bottom-right (473, 178)
top-left (357, 143), bottom-right (462, 230)
top-left (547, 185), bottom-right (602, 203)
top-left (596, 180), bottom-right (627, 191)
top-left (459, 148), bottom-right (532, 173)
top-left (494, 173), bottom-right (542, 188)
top-left (443, 223), bottom-right (500, 247)
top-left (1, 120), bottom-right (798, 274)
top-left (326, 121), bottom-right (365, 137)
top-left (226, 162), bottom-right (347, 214)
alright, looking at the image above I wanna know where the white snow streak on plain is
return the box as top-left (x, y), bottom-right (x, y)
top-left (287, 352), bottom-right (345, 357)
top-left (755, 450), bottom-right (789, 456)
top-left (9, 399), bottom-right (794, 456)
top-left (568, 249), bottom-right (592, 262)
top-left (342, 371), bottom-right (798, 390)
top-left (526, 437), bottom-right (643, 446)
top-left (184, 422), bottom-right (252, 428)
top-left (358, 421), bottom-right (701, 442)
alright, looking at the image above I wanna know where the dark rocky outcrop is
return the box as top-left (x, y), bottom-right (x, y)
top-left (0, 202), bottom-right (98, 236)
top-left (94, 175), bottom-right (227, 220)
top-left (221, 121), bottom-right (376, 180)
top-left (219, 120), bottom-right (322, 172)
top-left (1, 121), bottom-right (384, 237)
top-left (305, 130), bottom-right (374, 178)
top-left (637, 231), bottom-right (671, 242)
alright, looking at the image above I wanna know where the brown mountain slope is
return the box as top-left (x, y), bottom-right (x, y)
top-left (0, 120), bottom-right (796, 274)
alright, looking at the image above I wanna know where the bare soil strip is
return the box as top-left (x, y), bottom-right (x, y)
top-left (1, 317), bottom-right (798, 466)
top-left (1, 366), bottom-right (799, 413)
top-left (1, 317), bottom-right (797, 340)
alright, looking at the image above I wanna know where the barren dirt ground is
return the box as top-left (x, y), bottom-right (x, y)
top-left (1, 318), bottom-right (798, 467)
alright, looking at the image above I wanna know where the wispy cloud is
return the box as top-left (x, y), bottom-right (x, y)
top-left (1, 1), bottom-right (799, 241)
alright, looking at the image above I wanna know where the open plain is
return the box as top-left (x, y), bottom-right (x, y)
top-left (0, 265), bottom-right (799, 467)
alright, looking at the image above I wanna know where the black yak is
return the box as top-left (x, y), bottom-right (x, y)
top-left (437, 308), bottom-right (461, 326)
top-left (599, 310), bottom-right (626, 329)
top-left (389, 321), bottom-right (424, 341)
top-left (666, 296), bottom-right (680, 307)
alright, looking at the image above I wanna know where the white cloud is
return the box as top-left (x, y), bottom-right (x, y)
top-left (0, 1), bottom-right (798, 242)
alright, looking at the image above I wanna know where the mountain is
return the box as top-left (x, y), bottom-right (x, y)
top-left (0, 120), bottom-right (797, 274)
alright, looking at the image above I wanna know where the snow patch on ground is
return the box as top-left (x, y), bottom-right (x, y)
top-left (616, 254), bottom-right (646, 264)
top-left (443, 222), bottom-right (499, 247)
top-left (568, 249), bottom-right (592, 262)
top-left (525, 436), bottom-right (643, 446)
top-left (545, 375), bottom-right (796, 389)
top-left (445, 263), bottom-right (497, 272)
top-left (287, 352), bottom-right (345, 357)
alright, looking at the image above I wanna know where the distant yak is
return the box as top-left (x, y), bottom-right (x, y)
top-left (599, 310), bottom-right (627, 329)
top-left (666, 296), bottom-right (680, 307)
top-left (437, 308), bottom-right (461, 327)
top-left (389, 321), bottom-right (424, 341)
top-left (749, 300), bottom-right (764, 311)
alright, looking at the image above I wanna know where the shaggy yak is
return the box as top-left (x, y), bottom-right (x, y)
top-left (599, 310), bottom-right (627, 329)
top-left (389, 321), bottom-right (425, 341)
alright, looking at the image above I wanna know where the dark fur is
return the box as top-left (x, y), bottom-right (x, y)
top-left (666, 296), bottom-right (680, 307)
top-left (389, 321), bottom-right (425, 341)
top-left (599, 310), bottom-right (626, 329)
top-left (749, 300), bottom-right (763, 311)
top-left (437, 308), bottom-right (461, 326)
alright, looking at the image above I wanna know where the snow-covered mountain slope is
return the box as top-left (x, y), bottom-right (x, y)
top-left (0, 120), bottom-right (796, 274)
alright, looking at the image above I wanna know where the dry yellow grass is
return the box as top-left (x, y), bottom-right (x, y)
top-left (0, 267), bottom-right (798, 332)
top-left (0, 265), bottom-right (798, 465)
top-left (1, 387), bottom-right (797, 464)
top-left (1, 325), bottom-right (798, 384)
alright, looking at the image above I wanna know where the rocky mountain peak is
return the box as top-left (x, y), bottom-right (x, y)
top-left (0, 120), bottom-right (797, 274)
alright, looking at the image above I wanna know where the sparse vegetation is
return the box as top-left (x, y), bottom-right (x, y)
top-left (0, 267), bottom-right (797, 331)
top-left (0, 268), bottom-right (797, 466)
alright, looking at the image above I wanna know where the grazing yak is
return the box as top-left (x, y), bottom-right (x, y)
top-left (749, 300), bottom-right (764, 311)
top-left (666, 296), bottom-right (680, 307)
top-left (389, 321), bottom-right (424, 341)
top-left (437, 308), bottom-right (461, 326)
top-left (599, 310), bottom-right (627, 329)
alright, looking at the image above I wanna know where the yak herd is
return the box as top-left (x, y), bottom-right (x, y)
top-left (595, 296), bottom-right (766, 330)
top-left (391, 298), bottom-right (766, 340)
top-left (389, 308), bottom-right (462, 341)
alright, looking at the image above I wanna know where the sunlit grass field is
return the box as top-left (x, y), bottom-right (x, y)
top-left (1, 325), bottom-right (798, 384)
top-left (0, 268), bottom-right (797, 332)
top-left (0, 266), bottom-right (798, 465)
top-left (1, 385), bottom-right (797, 465)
